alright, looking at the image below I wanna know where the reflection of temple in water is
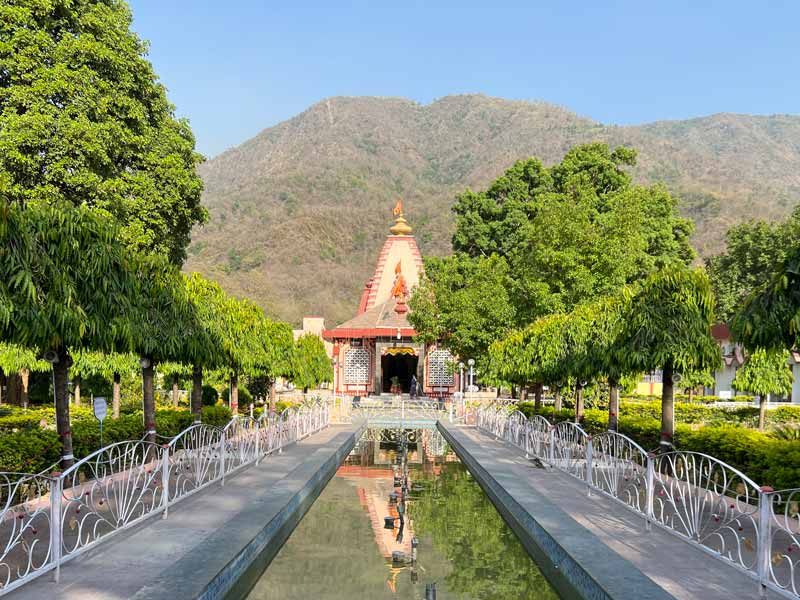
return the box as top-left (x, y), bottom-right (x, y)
top-left (338, 430), bottom-right (454, 564)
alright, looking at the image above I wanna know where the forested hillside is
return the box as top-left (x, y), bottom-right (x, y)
top-left (186, 95), bottom-right (800, 325)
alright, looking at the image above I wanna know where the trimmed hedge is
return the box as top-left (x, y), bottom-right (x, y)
top-left (0, 406), bottom-right (233, 476)
top-left (515, 402), bottom-right (800, 490)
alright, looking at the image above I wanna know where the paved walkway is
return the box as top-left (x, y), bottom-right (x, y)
top-left (8, 424), bottom-right (361, 600)
top-left (439, 422), bottom-right (780, 600)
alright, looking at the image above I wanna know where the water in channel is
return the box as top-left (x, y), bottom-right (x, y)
top-left (245, 428), bottom-right (559, 599)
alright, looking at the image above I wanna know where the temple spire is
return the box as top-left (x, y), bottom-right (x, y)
top-left (389, 198), bottom-right (413, 235)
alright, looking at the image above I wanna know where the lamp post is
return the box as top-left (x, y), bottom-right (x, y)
top-left (458, 362), bottom-right (464, 394)
top-left (467, 359), bottom-right (475, 415)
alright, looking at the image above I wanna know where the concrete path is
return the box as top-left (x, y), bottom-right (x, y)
top-left (8, 424), bottom-right (362, 600)
top-left (438, 422), bottom-right (780, 600)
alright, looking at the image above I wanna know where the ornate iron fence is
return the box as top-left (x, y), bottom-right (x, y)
top-left (475, 404), bottom-right (800, 599)
top-left (0, 401), bottom-right (331, 595)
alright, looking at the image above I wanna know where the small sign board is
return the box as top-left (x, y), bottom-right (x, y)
top-left (93, 397), bottom-right (108, 421)
top-left (719, 390), bottom-right (732, 399)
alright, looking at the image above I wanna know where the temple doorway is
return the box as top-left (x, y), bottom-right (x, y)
top-left (381, 351), bottom-right (419, 393)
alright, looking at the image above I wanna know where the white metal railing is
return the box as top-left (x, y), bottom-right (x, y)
top-left (475, 404), bottom-right (800, 599)
top-left (0, 400), bottom-right (331, 595)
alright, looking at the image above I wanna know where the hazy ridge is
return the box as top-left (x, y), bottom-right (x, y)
top-left (186, 95), bottom-right (800, 325)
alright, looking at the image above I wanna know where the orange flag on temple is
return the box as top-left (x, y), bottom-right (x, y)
top-left (392, 198), bottom-right (403, 216)
top-left (395, 261), bottom-right (402, 274)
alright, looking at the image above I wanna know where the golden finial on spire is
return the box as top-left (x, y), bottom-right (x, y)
top-left (390, 198), bottom-right (412, 235)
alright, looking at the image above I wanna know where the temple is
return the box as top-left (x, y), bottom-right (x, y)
top-left (322, 200), bottom-right (458, 397)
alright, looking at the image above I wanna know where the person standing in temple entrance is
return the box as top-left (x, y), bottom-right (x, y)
top-left (410, 374), bottom-right (418, 399)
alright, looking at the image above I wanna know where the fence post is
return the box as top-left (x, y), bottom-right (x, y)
top-left (585, 436), bottom-right (593, 496)
top-left (548, 426), bottom-right (556, 466)
top-left (645, 452), bottom-right (655, 531)
top-left (49, 473), bottom-right (63, 583)
top-left (757, 486), bottom-right (774, 594)
top-left (161, 445), bottom-right (170, 519)
top-left (219, 430), bottom-right (227, 486)
top-left (524, 423), bottom-right (530, 459)
top-left (255, 420), bottom-right (261, 465)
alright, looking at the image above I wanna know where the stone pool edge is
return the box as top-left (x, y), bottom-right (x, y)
top-left (202, 423), bottom-right (366, 600)
top-left (437, 421), bottom-right (675, 600)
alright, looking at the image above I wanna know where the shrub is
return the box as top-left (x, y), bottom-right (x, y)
top-left (0, 429), bottom-right (61, 474)
top-left (222, 385), bottom-right (253, 407)
top-left (202, 385), bottom-right (218, 407)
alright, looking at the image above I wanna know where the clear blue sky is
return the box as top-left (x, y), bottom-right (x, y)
top-left (129, 0), bottom-right (800, 157)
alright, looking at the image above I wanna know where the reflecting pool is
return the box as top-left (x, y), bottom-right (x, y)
top-left (245, 428), bottom-right (559, 599)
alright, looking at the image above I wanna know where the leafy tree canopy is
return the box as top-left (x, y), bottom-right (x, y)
top-left (414, 143), bottom-right (695, 359)
top-left (732, 347), bottom-right (793, 398)
top-left (732, 244), bottom-right (800, 351)
top-left (706, 212), bottom-right (800, 323)
top-left (0, 201), bottom-right (138, 353)
top-left (70, 349), bottom-right (138, 380)
top-left (615, 265), bottom-right (720, 375)
top-left (290, 333), bottom-right (332, 391)
top-left (0, 0), bottom-right (206, 263)
top-left (409, 254), bottom-right (516, 367)
top-left (0, 343), bottom-right (49, 373)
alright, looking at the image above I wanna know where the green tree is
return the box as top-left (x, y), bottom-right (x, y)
top-left (290, 334), bottom-right (332, 394)
top-left (678, 368), bottom-right (715, 403)
top-left (616, 266), bottom-right (720, 448)
top-left (0, 0), bottom-right (206, 263)
top-left (0, 343), bottom-right (49, 407)
top-left (706, 214), bottom-right (800, 322)
top-left (412, 143), bottom-right (694, 362)
top-left (0, 202), bottom-right (139, 465)
top-left (409, 254), bottom-right (517, 369)
top-left (181, 273), bottom-right (229, 423)
top-left (732, 348), bottom-right (793, 431)
top-left (260, 320), bottom-right (295, 411)
top-left (70, 350), bottom-right (138, 418)
top-left (732, 244), bottom-right (800, 352)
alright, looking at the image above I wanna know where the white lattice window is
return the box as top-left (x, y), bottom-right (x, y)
top-left (427, 349), bottom-right (454, 386)
top-left (344, 348), bottom-right (370, 384)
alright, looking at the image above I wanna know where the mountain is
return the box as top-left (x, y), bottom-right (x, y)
top-left (186, 95), bottom-right (800, 326)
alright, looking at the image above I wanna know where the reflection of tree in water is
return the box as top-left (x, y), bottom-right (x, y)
top-left (409, 463), bottom-right (559, 599)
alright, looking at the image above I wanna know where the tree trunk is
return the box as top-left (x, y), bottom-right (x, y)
top-left (269, 380), bottom-right (277, 413)
top-left (758, 393), bottom-right (769, 432)
top-left (191, 364), bottom-right (203, 423)
top-left (688, 387), bottom-right (695, 403)
top-left (534, 382), bottom-right (543, 413)
top-left (660, 361), bottom-right (675, 451)
top-left (608, 378), bottom-right (619, 431)
top-left (575, 384), bottom-right (585, 424)
top-left (112, 372), bottom-right (121, 419)
top-left (172, 374), bottom-right (180, 408)
top-left (54, 348), bottom-right (74, 469)
top-left (0, 368), bottom-right (4, 404)
top-left (20, 368), bottom-right (29, 408)
top-left (554, 390), bottom-right (562, 412)
top-left (230, 372), bottom-right (239, 415)
top-left (6, 372), bottom-right (20, 406)
top-left (518, 385), bottom-right (526, 402)
top-left (142, 360), bottom-right (156, 445)
top-left (73, 375), bottom-right (81, 407)
top-left (511, 385), bottom-right (517, 400)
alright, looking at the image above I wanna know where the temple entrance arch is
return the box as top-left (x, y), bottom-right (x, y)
top-left (381, 348), bottom-right (418, 393)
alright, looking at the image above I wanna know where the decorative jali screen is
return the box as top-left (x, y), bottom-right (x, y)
top-left (427, 349), bottom-right (454, 386)
top-left (344, 348), bottom-right (370, 384)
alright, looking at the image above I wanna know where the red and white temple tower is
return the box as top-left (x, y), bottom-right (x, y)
top-left (323, 201), bottom-right (458, 398)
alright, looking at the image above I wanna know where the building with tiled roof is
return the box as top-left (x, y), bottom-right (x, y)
top-left (322, 201), bottom-right (459, 397)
